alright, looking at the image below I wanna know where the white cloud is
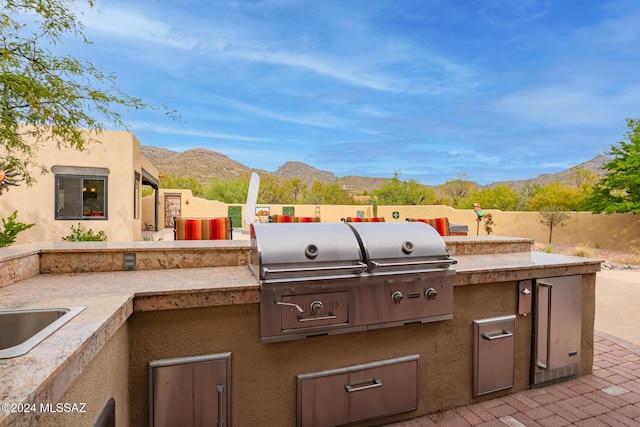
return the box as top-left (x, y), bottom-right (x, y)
top-left (573, 7), bottom-right (640, 45)
top-left (225, 47), bottom-right (402, 93)
top-left (131, 122), bottom-right (270, 143)
top-left (80, 4), bottom-right (197, 49)
top-left (490, 83), bottom-right (639, 128)
top-left (478, 0), bottom-right (551, 27)
top-left (208, 95), bottom-right (353, 129)
top-left (81, 2), bottom-right (474, 96)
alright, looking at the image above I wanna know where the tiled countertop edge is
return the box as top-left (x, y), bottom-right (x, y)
top-left (453, 252), bottom-right (602, 286)
top-left (0, 241), bottom-right (251, 288)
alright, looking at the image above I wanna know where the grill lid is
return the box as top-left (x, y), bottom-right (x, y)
top-left (346, 221), bottom-right (454, 273)
top-left (250, 222), bottom-right (456, 282)
top-left (250, 223), bottom-right (366, 281)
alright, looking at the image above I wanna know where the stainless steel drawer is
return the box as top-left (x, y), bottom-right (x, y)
top-left (473, 315), bottom-right (516, 396)
top-left (297, 355), bottom-right (419, 427)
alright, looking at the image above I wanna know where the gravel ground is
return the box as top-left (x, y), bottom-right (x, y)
top-left (533, 243), bottom-right (640, 270)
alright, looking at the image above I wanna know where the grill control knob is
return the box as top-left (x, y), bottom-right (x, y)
top-left (391, 291), bottom-right (404, 304)
top-left (425, 288), bottom-right (438, 300)
top-left (309, 300), bottom-right (323, 315)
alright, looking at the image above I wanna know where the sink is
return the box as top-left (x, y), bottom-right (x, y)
top-left (0, 306), bottom-right (85, 359)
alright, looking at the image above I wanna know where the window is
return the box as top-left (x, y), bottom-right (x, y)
top-left (53, 167), bottom-right (109, 220)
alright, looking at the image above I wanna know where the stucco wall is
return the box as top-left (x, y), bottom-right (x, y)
top-left (580, 273), bottom-right (597, 376)
top-left (126, 274), bottom-right (596, 426)
top-left (145, 193), bottom-right (640, 252)
top-left (3, 130), bottom-right (157, 244)
top-left (38, 324), bottom-right (129, 427)
top-left (144, 189), bottom-right (229, 230)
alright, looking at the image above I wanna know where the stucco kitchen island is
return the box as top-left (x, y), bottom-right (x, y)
top-left (0, 236), bottom-right (600, 427)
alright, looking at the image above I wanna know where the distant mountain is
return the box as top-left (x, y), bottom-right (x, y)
top-left (141, 145), bottom-right (611, 194)
top-left (339, 176), bottom-right (394, 193)
top-left (489, 155), bottom-right (611, 189)
top-left (142, 146), bottom-right (255, 182)
top-left (270, 162), bottom-right (391, 193)
top-left (272, 161), bottom-right (338, 185)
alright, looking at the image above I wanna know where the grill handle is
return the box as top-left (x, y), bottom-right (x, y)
top-left (297, 314), bottom-right (337, 322)
top-left (275, 301), bottom-right (304, 314)
top-left (370, 258), bottom-right (457, 269)
top-left (263, 262), bottom-right (368, 277)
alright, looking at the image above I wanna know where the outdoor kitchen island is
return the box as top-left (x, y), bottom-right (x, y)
top-left (0, 233), bottom-right (600, 427)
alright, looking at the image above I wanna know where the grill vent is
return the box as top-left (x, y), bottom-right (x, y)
top-left (534, 364), bottom-right (579, 385)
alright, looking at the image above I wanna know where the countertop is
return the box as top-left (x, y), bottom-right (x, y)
top-left (0, 251), bottom-right (601, 427)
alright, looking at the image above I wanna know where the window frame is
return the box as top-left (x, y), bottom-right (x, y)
top-left (54, 173), bottom-right (109, 221)
top-left (134, 172), bottom-right (141, 220)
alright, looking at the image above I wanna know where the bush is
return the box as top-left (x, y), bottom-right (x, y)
top-left (572, 247), bottom-right (594, 259)
top-left (0, 211), bottom-right (35, 247)
top-left (61, 223), bottom-right (107, 242)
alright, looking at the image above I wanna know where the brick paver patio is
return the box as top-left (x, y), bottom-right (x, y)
top-left (385, 331), bottom-right (640, 426)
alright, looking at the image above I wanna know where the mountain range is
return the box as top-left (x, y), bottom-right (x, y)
top-left (141, 145), bottom-right (610, 193)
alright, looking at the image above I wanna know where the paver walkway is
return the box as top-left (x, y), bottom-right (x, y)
top-left (384, 331), bottom-right (640, 426)
top-left (380, 268), bottom-right (640, 426)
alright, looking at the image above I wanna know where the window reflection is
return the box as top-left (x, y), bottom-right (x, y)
top-left (82, 179), bottom-right (105, 217)
top-left (56, 176), bottom-right (107, 219)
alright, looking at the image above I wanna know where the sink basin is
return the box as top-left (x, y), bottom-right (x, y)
top-left (0, 306), bottom-right (85, 359)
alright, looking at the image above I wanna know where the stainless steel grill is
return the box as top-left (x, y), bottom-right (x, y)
top-left (250, 222), bottom-right (457, 343)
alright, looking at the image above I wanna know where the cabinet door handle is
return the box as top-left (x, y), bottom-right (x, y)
top-left (482, 330), bottom-right (513, 340)
top-left (536, 282), bottom-right (553, 371)
top-left (217, 384), bottom-right (224, 427)
top-left (345, 378), bottom-right (382, 393)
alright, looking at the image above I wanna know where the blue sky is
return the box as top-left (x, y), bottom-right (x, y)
top-left (65, 0), bottom-right (639, 185)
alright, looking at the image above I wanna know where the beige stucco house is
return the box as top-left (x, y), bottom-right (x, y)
top-left (1, 129), bottom-right (159, 244)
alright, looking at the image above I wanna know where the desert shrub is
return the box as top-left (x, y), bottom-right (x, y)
top-left (0, 211), bottom-right (35, 247)
top-left (572, 247), bottom-right (594, 258)
top-left (141, 235), bottom-right (163, 241)
top-left (62, 223), bottom-right (107, 242)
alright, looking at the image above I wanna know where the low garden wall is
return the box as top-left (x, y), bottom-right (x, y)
top-left (144, 190), bottom-right (640, 253)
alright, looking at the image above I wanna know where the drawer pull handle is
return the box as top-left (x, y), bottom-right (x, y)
top-left (345, 378), bottom-right (382, 393)
top-left (298, 314), bottom-right (337, 322)
top-left (482, 330), bottom-right (513, 340)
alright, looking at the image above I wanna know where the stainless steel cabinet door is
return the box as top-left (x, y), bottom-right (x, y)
top-left (150, 353), bottom-right (231, 427)
top-left (533, 275), bottom-right (581, 386)
top-left (152, 362), bottom-right (195, 427)
top-left (473, 315), bottom-right (516, 396)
